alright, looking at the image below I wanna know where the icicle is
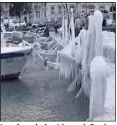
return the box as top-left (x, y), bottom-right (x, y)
top-left (59, 52), bottom-right (75, 79)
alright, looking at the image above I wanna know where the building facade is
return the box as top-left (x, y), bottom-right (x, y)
top-left (1, 2), bottom-right (115, 24)
top-left (1, 3), bottom-right (9, 17)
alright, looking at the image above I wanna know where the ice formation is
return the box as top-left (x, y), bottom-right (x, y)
top-left (59, 41), bottom-right (75, 79)
top-left (82, 15), bottom-right (95, 98)
top-left (1, 24), bottom-right (6, 32)
top-left (70, 8), bottom-right (75, 40)
top-left (67, 10), bottom-right (115, 121)
top-left (65, 19), bottom-right (68, 45)
top-left (75, 28), bottom-right (87, 64)
top-left (102, 31), bottom-right (115, 62)
top-left (58, 9), bottom-right (115, 121)
top-left (94, 10), bottom-right (103, 56)
top-left (89, 56), bottom-right (107, 120)
top-left (59, 8), bottom-right (77, 79)
top-left (59, 26), bottom-right (87, 80)
top-left (92, 72), bottom-right (115, 121)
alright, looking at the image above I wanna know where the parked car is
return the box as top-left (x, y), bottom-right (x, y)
top-left (14, 21), bottom-right (26, 28)
top-left (32, 23), bottom-right (39, 28)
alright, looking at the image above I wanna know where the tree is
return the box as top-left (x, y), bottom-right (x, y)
top-left (22, 3), bottom-right (32, 15)
top-left (0, 4), bottom-right (3, 13)
top-left (110, 4), bottom-right (116, 12)
top-left (9, 3), bottom-right (25, 17)
top-left (22, 3), bottom-right (32, 23)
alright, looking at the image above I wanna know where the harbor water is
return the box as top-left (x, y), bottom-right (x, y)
top-left (1, 57), bottom-right (89, 121)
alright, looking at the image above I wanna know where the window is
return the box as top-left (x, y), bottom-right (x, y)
top-left (36, 11), bottom-right (40, 18)
top-left (44, 3), bottom-right (46, 6)
top-left (44, 11), bottom-right (46, 18)
top-left (99, 6), bottom-right (105, 13)
top-left (5, 4), bottom-right (8, 9)
top-left (70, 5), bottom-right (75, 13)
top-left (51, 6), bottom-right (55, 14)
top-left (35, 4), bottom-right (41, 10)
top-left (58, 5), bottom-right (62, 14)
top-left (81, 9), bottom-right (85, 13)
top-left (89, 9), bottom-right (93, 13)
top-left (51, 18), bottom-right (55, 22)
top-left (82, 5), bottom-right (86, 9)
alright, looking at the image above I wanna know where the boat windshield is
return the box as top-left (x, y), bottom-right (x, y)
top-left (3, 32), bottom-right (22, 39)
top-left (4, 33), bottom-right (13, 39)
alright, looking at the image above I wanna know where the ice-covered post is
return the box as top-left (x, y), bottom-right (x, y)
top-left (89, 56), bottom-right (107, 120)
top-left (62, 16), bottom-right (65, 42)
top-left (94, 10), bottom-right (103, 56)
top-left (70, 8), bottom-right (76, 58)
top-left (82, 15), bottom-right (95, 98)
top-left (64, 18), bottom-right (68, 45)
top-left (70, 8), bottom-right (75, 40)
top-left (88, 10), bottom-right (107, 121)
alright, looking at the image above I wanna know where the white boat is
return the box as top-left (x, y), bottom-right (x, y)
top-left (1, 32), bottom-right (32, 80)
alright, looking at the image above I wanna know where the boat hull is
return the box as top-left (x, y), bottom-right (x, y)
top-left (1, 47), bottom-right (32, 81)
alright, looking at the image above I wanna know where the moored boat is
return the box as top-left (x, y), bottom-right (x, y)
top-left (1, 32), bottom-right (32, 81)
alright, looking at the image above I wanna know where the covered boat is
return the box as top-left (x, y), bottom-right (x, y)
top-left (1, 32), bottom-right (32, 80)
